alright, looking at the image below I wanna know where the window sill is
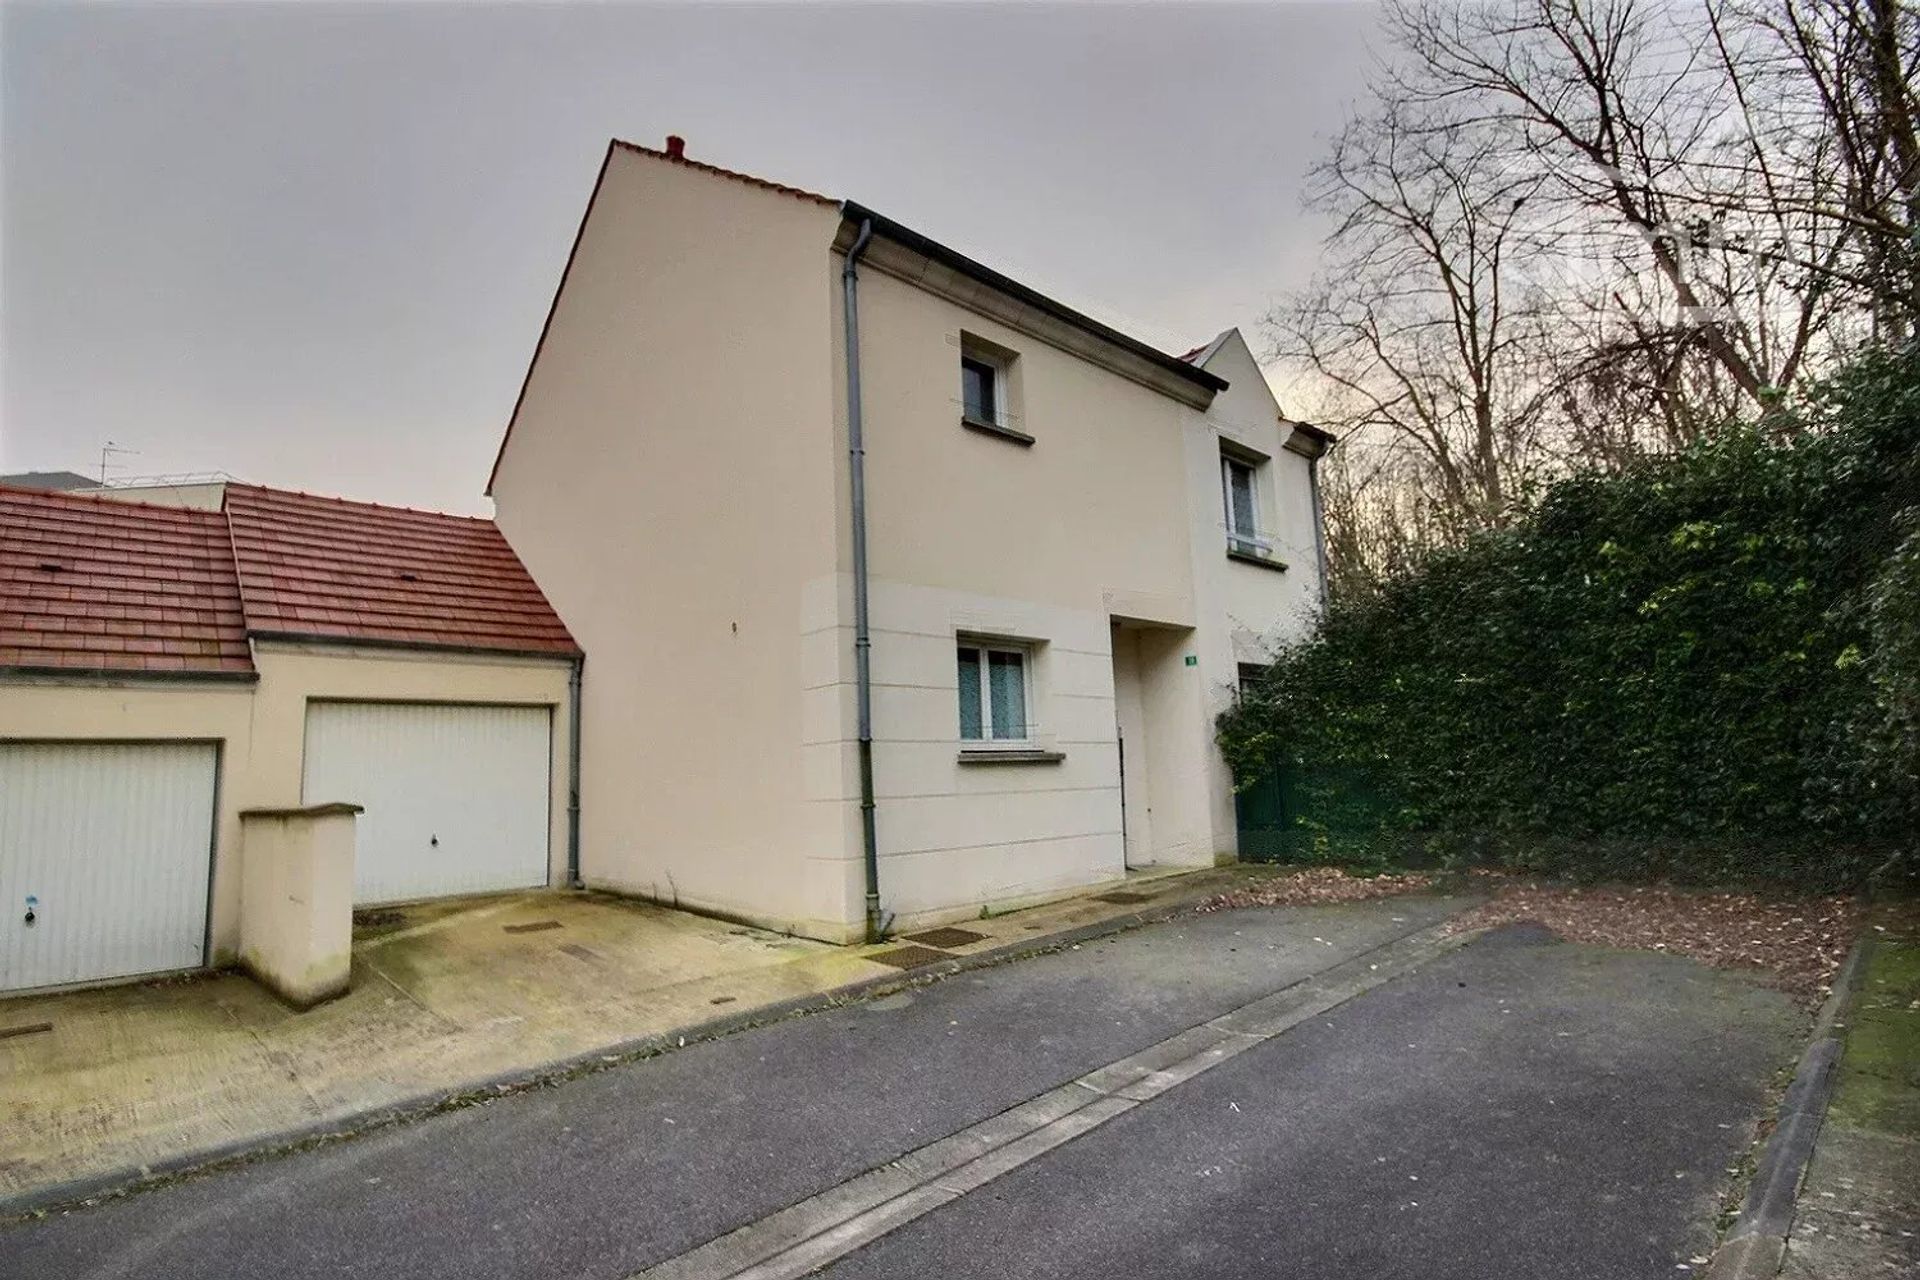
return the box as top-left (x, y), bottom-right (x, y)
top-left (1226, 547), bottom-right (1289, 573)
top-left (957, 747), bottom-right (1066, 765)
top-left (960, 415), bottom-right (1035, 446)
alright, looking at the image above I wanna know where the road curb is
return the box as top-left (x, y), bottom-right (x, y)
top-left (1703, 935), bottom-right (1873, 1280)
top-left (0, 881), bottom-right (1473, 1220)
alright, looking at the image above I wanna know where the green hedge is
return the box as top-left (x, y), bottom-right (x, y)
top-left (1220, 347), bottom-right (1920, 890)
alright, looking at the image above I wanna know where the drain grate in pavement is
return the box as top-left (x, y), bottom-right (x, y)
top-left (503, 920), bottom-right (563, 934)
top-left (903, 927), bottom-right (989, 949)
top-left (1091, 891), bottom-right (1154, 904)
top-left (557, 942), bottom-right (600, 962)
top-left (867, 945), bottom-right (955, 970)
top-left (0, 1022), bottom-right (52, 1041)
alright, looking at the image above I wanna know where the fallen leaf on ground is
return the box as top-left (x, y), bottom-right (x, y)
top-left (1198, 867), bottom-right (1434, 912)
top-left (1445, 876), bottom-right (1861, 1007)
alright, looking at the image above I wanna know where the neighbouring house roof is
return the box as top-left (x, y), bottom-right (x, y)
top-left (1289, 420), bottom-right (1338, 447)
top-left (0, 483), bottom-right (579, 678)
top-left (0, 485), bottom-right (254, 676)
top-left (0, 470), bottom-right (97, 491)
top-left (223, 484), bottom-right (579, 657)
top-left (1178, 331), bottom-right (1233, 369)
top-left (1283, 419), bottom-right (1339, 459)
top-left (1179, 328), bottom-right (1339, 454)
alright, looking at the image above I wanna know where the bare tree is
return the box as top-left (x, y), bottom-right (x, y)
top-left (1279, 0), bottom-right (1918, 590)
top-left (1268, 101), bottom-right (1561, 538)
top-left (1381, 0), bottom-right (1855, 407)
top-left (1723, 0), bottom-right (1920, 339)
top-left (1314, 444), bottom-right (1461, 600)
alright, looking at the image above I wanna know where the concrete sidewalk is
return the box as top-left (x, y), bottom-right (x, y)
top-left (0, 864), bottom-right (1254, 1212)
top-left (1778, 905), bottom-right (1920, 1279)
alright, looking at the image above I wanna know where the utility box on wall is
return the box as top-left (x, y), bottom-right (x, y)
top-left (239, 803), bottom-right (362, 1009)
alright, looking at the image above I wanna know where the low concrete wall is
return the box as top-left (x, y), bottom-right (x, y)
top-left (240, 804), bottom-right (361, 1009)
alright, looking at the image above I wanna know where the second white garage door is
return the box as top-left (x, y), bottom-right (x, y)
top-left (301, 702), bottom-right (552, 906)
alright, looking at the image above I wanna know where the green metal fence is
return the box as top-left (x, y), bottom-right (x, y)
top-left (1232, 759), bottom-right (1392, 864)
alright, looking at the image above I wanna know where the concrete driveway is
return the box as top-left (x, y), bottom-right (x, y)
top-left (0, 891), bottom-right (837, 1207)
top-left (0, 867), bottom-right (1252, 1210)
top-left (0, 894), bottom-right (1807, 1280)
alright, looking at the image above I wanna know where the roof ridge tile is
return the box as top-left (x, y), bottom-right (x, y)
top-left (609, 137), bottom-right (838, 206)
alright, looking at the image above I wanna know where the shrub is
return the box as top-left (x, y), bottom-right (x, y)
top-left (1220, 346), bottom-right (1920, 889)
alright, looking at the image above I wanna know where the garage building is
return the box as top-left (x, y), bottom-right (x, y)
top-left (0, 482), bottom-right (580, 994)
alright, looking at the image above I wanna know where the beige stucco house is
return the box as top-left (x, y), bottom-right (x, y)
top-left (490, 137), bottom-right (1330, 944)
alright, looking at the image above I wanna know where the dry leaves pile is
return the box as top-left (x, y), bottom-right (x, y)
top-left (1198, 867), bottom-right (1435, 912)
top-left (1446, 878), bottom-right (1863, 1006)
top-left (1199, 866), bottom-right (1864, 1006)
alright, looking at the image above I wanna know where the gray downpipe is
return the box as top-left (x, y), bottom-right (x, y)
top-left (567, 655), bottom-right (583, 888)
top-left (843, 218), bottom-right (882, 942)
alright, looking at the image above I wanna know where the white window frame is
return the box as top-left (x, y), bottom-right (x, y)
top-left (1221, 452), bottom-right (1272, 556)
top-left (956, 638), bottom-right (1033, 746)
top-left (960, 351), bottom-right (1007, 427)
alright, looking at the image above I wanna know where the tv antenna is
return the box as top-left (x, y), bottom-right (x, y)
top-left (98, 440), bottom-right (138, 485)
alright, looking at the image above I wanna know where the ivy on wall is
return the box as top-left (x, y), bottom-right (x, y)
top-left (1219, 347), bottom-right (1920, 890)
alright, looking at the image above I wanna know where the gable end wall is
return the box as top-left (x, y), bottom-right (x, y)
top-left (490, 149), bottom-right (858, 937)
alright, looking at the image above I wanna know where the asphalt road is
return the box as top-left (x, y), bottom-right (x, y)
top-left (821, 923), bottom-right (1802, 1280)
top-left (0, 897), bottom-right (1803, 1280)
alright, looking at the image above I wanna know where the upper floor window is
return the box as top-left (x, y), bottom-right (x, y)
top-left (961, 355), bottom-right (1000, 426)
top-left (958, 335), bottom-right (1032, 445)
top-left (1221, 449), bottom-right (1285, 567)
top-left (1223, 455), bottom-right (1260, 550)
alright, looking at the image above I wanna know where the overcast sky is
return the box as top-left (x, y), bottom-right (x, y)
top-left (2, 1), bottom-right (1377, 514)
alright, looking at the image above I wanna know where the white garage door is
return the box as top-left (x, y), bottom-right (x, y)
top-left (1, 741), bottom-right (217, 993)
top-left (301, 702), bottom-right (552, 906)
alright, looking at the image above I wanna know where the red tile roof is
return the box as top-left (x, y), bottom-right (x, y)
top-left (0, 485), bottom-right (254, 676)
top-left (0, 483), bottom-right (579, 677)
top-left (223, 484), bottom-right (578, 657)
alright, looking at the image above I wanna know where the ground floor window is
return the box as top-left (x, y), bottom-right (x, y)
top-left (957, 639), bottom-right (1030, 742)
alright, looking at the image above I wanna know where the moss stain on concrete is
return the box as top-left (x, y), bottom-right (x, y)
top-left (1776, 905), bottom-right (1920, 1280)
top-left (1827, 938), bottom-right (1920, 1133)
